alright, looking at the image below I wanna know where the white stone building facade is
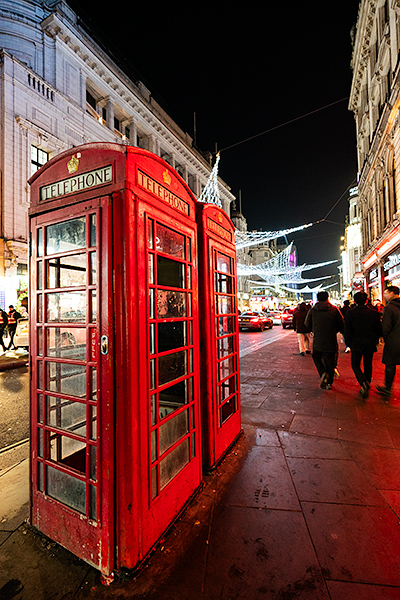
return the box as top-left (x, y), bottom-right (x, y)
top-left (341, 186), bottom-right (363, 297)
top-left (0, 0), bottom-right (235, 307)
top-left (349, 0), bottom-right (400, 300)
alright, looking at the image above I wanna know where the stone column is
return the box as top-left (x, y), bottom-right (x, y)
top-left (106, 97), bottom-right (114, 130)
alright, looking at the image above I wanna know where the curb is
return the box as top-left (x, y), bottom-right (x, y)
top-left (0, 359), bottom-right (29, 371)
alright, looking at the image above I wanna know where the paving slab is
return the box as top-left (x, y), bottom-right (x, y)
top-left (338, 420), bottom-right (395, 447)
top-left (0, 525), bottom-right (91, 600)
top-left (203, 505), bottom-right (329, 600)
top-left (241, 406), bottom-right (293, 430)
top-left (288, 457), bottom-right (386, 505)
top-left (289, 414), bottom-right (338, 438)
top-left (278, 431), bottom-right (351, 459)
top-left (0, 459), bottom-right (29, 531)
top-left (327, 580), bottom-right (400, 599)
top-left (342, 441), bottom-right (400, 490)
top-left (223, 445), bottom-right (300, 510)
top-left (303, 502), bottom-right (400, 586)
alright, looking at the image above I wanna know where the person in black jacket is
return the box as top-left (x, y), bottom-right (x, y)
top-left (344, 292), bottom-right (382, 399)
top-left (292, 302), bottom-right (311, 355)
top-left (376, 286), bottom-right (400, 398)
top-left (304, 291), bottom-right (344, 389)
top-left (0, 308), bottom-right (8, 352)
top-left (7, 305), bottom-right (21, 350)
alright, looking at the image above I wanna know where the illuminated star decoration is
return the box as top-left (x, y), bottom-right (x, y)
top-left (198, 152), bottom-right (222, 207)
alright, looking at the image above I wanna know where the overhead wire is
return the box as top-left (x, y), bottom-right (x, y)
top-left (218, 97), bottom-right (350, 154)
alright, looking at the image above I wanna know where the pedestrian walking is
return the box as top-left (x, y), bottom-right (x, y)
top-left (0, 308), bottom-right (8, 352)
top-left (292, 302), bottom-right (311, 355)
top-left (376, 285), bottom-right (400, 399)
top-left (304, 291), bottom-right (344, 389)
top-left (7, 305), bottom-right (21, 350)
top-left (340, 299), bottom-right (352, 352)
top-left (344, 291), bottom-right (382, 399)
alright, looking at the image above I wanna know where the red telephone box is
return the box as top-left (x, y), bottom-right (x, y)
top-left (28, 143), bottom-right (202, 578)
top-left (196, 203), bottom-right (241, 468)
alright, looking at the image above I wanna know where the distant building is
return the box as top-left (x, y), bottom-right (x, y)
top-left (349, 0), bottom-right (400, 301)
top-left (0, 0), bottom-right (235, 306)
top-left (230, 200), bottom-right (251, 311)
top-left (341, 186), bottom-right (363, 297)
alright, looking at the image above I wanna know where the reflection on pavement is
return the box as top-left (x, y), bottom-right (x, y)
top-left (239, 329), bottom-right (292, 357)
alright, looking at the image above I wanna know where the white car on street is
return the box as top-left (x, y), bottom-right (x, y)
top-left (13, 318), bottom-right (29, 350)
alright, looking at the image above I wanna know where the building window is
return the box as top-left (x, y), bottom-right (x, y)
top-left (86, 90), bottom-right (96, 111)
top-left (31, 146), bottom-right (49, 176)
top-left (17, 263), bottom-right (28, 276)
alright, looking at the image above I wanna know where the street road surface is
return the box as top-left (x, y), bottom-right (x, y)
top-left (0, 366), bottom-right (29, 451)
top-left (239, 326), bottom-right (292, 357)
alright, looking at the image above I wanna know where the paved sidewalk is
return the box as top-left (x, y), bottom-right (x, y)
top-left (0, 348), bottom-right (29, 371)
top-left (1, 330), bottom-right (400, 599)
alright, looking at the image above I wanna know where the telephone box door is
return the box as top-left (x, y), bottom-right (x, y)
top-left (30, 197), bottom-right (114, 575)
top-left (196, 204), bottom-right (241, 468)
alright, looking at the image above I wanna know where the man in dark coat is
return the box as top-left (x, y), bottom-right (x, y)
top-left (377, 285), bottom-right (400, 398)
top-left (304, 291), bottom-right (344, 389)
top-left (344, 292), bottom-right (382, 398)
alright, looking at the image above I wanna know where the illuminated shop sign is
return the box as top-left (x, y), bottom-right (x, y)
top-left (207, 218), bottom-right (232, 241)
top-left (384, 252), bottom-right (400, 271)
top-left (138, 170), bottom-right (189, 215)
top-left (369, 269), bottom-right (378, 281)
top-left (40, 165), bottom-right (113, 201)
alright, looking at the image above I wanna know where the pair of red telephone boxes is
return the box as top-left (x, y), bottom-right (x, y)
top-left (28, 143), bottom-right (241, 578)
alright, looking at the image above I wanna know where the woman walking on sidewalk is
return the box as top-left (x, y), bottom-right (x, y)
top-left (292, 302), bottom-right (311, 356)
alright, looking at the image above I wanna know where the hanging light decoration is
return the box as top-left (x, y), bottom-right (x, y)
top-left (198, 152), bottom-right (222, 207)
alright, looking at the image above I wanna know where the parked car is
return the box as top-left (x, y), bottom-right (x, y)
top-left (281, 308), bottom-right (295, 329)
top-left (13, 318), bottom-right (29, 350)
top-left (268, 311), bottom-right (282, 325)
top-left (238, 311), bottom-right (273, 332)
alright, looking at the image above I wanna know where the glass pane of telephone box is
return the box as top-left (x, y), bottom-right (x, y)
top-left (47, 396), bottom-right (86, 436)
top-left (158, 322), bottom-right (186, 352)
top-left (216, 254), bottom-right (231, 274)
top-left (46, 217), bottom-right (86, 254)
top-left (48, 254), bottom-right (87, 288)
top-left (156, 224), bottom-right (185, 259)
top-left (159, 438), bottom-right (190, 490)
top-left (157, 290), bottom-right (186, 318)
top-left (157, 256), bottom-right (185, 288)
top-left (219, 336), bottom-right (234, 358)
top-left (47, 328), bottom-right (86, 360)
top-left (158, 351), bottom-right (187, 386)
top-left (46, 466), bottom-right (86, 514)
top-left (159, 410), bottom-right (189, 455)
top-left (159, 379), bottom-right (188, 419)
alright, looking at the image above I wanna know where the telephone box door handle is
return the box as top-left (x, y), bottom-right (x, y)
top-left (100, 335), bottom-right (109, 355)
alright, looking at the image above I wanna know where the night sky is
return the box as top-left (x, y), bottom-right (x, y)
top-left (68, 1), bottom-right (360, 286)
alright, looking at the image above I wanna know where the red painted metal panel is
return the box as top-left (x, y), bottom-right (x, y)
top-left (196, 203), bottom-right (242, 468)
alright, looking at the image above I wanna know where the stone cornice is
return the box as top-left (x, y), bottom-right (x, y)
top-left (349, 0), bottom-right (376, 112)
top-left (40, 13), bottom-right (233, 200)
